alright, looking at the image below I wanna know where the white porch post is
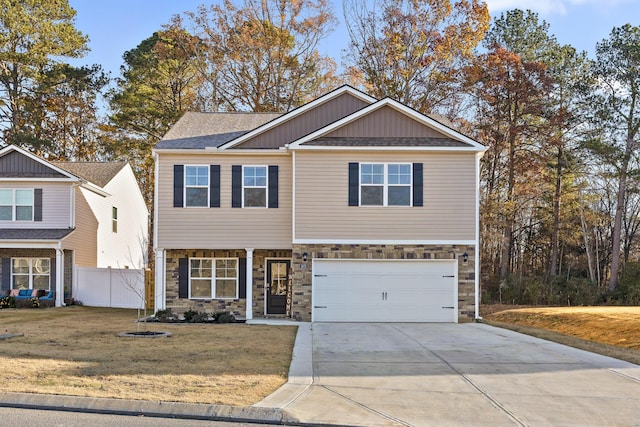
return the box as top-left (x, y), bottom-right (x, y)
top-left (154, 249), bottom-right (166, 312)
top-left (55, 249), bottom-right (64, 307)
top-left (245, 248), bottom-right (254, 320)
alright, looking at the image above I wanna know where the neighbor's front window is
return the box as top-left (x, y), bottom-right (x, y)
top-left (12, 258), bottom-right (50, 290)
top-left (189, 258), bottom-right (238, 299)
top-left (360, 163), bottom-right (411, 206)
top-left (0, 189), bottom-right (34, 221)
top-left (243, 166), bottom-right (267, 207)
top-left (184, 166), bottom-right (209, 207)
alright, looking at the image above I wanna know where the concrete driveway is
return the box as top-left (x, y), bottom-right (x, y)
top-left (260, 322), bottom-right (640, 426)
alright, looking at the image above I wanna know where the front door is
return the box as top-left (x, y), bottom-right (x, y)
top-left (266, 260), bottom-right (290, 315)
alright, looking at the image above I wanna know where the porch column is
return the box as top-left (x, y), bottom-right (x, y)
top-left (245, 248), bottom-right (254, 320)
top-left (55, 249), bottom-right (64, 307)
top-left (154, 249), bottom-right (166, 312)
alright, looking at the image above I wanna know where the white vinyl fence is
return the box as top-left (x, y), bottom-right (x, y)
top-left (74, 267), bottom-right (145, 309)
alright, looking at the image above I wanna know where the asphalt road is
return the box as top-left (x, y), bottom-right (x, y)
top-left (0, 407), bottom-right (275, 427)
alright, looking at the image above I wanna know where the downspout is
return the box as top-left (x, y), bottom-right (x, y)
top-left (152, 151), bottom-right (165, 312)
top-left (475, 151), bottom-right (484, 321)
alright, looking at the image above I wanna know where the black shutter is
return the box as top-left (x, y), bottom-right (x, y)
top-left (268, 165), bottom-right (278, 208)
top-left (413, 163), bottom-right (423, 207)
top-left (1, 258), bottom-right (10, 291)
top-left (178, 258), bottom-right (189, 298)
top-left (232, 165), bottom-right (242, 208)
top-left (238, 258), bottom-right (247, 299)
top-left (173, 165), bottom-right (184, 207)
top-left (348, 162), bottom-right (359, 206)
top-left (34, 189), bottom-right (43, 221)
top-left (50, 257), bottom-right (56, 291)
top-left (210, 165), bottom-right (220, 208)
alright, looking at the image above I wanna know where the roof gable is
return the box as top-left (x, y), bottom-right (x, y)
top-left (218, 85), bottom-right (377, 150)
top-left (0, 145), bottom-right (79, 179)
top-left (51, 162), bottom-right (127, 188)
top-left (289, 98), bottom-right (486, 151)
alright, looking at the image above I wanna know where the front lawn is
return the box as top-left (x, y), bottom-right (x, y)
top-left (0, 307), bottom-right (297, 405)
top-left (485, 306), bottom-right (640, 365)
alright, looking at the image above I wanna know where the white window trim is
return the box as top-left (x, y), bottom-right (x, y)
top-left (11, 257), bottom-right (50, 290)
top-left (359, 163), bottom-right (412, 207)
top-left (183, 165), bottom-right (210, 208)
top-left (0, 188), bottom-right (34, 222)
top-left (242, 165), bottom-right (268, 208)
top-left (112, 206), bottom-right (118, 233)
top-left (188, 257), bottom-right (239, 300)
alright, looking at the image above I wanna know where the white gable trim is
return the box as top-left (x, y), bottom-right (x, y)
top-left (287, 98), bottom-right (486, 151)
top-left (217, 86), bottom-right (377, 150)
top-left (0, 145), bottom-right (82, 181)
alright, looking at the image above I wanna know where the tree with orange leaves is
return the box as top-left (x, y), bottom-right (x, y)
top-left (343, 0), bottom-right (489, 116)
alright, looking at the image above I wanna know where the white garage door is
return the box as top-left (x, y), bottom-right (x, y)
top-left (312, 259), bottom-right (457, 322)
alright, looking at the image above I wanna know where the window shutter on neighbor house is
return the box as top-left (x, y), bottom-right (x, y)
top-left (1, 258), bottom-right (10, 291)
top-left (413, 163), bottom-right (423, 207)
top-left (34, 189), bottom-right (43, 221)
top-left (238, 258), bottom-right (247, 299)
top-left (173, 165), bottom-right (184, 207)
top-left (178, 258), bottom-right (189, 298)
top-left (232, 165), bottom-right (242, 208)
top-left (50, 257), bottom-right (56, 291)
top-left (268, 165), bottom-right (278, 208)
top-left (210, 165), bottom-right (220, 208)
top-left (348, 162), bottom-right (359, 206)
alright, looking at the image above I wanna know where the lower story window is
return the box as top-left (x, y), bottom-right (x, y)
top-left (189, 258), bottom-right (238, 299)
top-left (12, 258), bottom-right (50, 290)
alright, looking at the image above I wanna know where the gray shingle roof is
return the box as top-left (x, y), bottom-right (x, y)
top-left (305, 137), bottom-right (470, 147)
top-left (51, 162), bottom-right (127, 187)
top-left (0, 228), bottom-right (75, 240)
top-left (155, 112), bottom-right (281, 149)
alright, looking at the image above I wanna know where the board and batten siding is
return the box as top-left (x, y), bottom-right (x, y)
top-left (62, 187), bottom-right (98, 267)
top-left (294, 151), bottom-right (477, 241)
top-left (235, 92), bottom-right (370, 149)
top-left (0, 182), bottom-right (71, 228)
top-left (156, 153), bottom-right (292, 249)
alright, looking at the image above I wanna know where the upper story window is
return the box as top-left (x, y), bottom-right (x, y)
top-left (0, 189), bottom-right (34, 221)
top-left (184, 165), bottom-right (209, 207)
top-left (360, 163), bottom-right (412, 206)
top-left (243, 166), bottom-right (267, 207)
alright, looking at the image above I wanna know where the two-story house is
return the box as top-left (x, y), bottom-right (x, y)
top-left (0, 145), bottom-right (148, 306)
top-left (153, 86), bottom-right (485, 322)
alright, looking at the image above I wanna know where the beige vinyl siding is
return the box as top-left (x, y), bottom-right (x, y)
top-left (157, 153), bottom-right (292, 249)
top-left (295, 151), bottom-right (476, 241)
top-left (0, 182), bottom-right (71, 228)
top-left (327, 106), bottom-right (445, 138)
top-left (236, 93), bottom-right (370, 148)
top-left (63, 188), bottom-right (98, 267)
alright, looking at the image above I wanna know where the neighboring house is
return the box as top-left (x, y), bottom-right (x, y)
top-left (0, 145), bottom-right (148, 307)
top-left (153, 85), bottom-right (486, 323)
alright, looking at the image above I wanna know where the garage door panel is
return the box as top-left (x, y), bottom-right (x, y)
top-left (312, 260), bottom-right (457, 323)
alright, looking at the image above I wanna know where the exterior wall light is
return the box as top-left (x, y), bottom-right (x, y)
top-left (302, 252), bottom-right (308, 262)
top-left (462, 252), bottom-right (469, 263)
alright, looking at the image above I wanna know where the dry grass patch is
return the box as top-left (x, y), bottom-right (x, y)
top-left (0, 306), bottom-right (297, 405)
top-left (485, 306), bottom-right (640, 365)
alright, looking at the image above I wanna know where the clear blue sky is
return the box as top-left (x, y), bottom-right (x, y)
top-left (67, 0), bottom-right (640, 79)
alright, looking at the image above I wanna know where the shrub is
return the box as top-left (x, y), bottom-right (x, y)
top-left (183, 308), bottom-right (209, 323)
top-left (0, 295), bottom-right (16, 309)
top-left (213, 311), bottom-right (235, 324)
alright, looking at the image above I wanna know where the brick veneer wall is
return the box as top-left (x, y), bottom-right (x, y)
top-left (290, 244), bottom-right (476, 322)
top-left (164, 249), bottom-right (292, 318)
top-left (0, 248), bottom-right (73, 291)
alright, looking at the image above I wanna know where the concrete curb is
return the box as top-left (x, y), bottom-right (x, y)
top-left (0, 392), bottom-right (285, 424)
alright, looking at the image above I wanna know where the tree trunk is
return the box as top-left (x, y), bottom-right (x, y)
top-left (580, 205), bottom-right (596, 282)
top-left (550, 145), bottom-right (563, 277)
top-left (609, 140), bottom-right (632, 291)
